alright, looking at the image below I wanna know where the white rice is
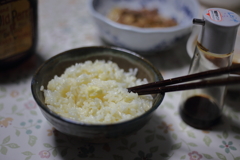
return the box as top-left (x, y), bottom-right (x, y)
top-left (42, 60), bottom-right (153, 124)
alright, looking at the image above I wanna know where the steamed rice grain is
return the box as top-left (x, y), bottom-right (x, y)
top-left (42, 60), bottom-right (153, 124)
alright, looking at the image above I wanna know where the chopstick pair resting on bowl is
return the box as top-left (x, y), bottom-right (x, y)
top-left (128, 64), bottom-right (240, 95)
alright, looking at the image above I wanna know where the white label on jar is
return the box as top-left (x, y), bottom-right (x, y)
top-left (207, 10), bottom-right (222, 22)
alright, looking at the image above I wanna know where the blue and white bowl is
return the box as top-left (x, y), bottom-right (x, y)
top-left (89, 0), bottom-right (199, 54)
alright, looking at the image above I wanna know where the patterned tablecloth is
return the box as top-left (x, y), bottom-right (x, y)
top-left (1, 1), bottom-right (240, 160)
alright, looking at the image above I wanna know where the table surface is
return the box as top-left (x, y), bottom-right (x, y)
top-left (1, 1), bottom-right (240, 160)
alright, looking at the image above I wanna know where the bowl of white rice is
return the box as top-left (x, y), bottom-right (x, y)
top-left (31, 46), bottom-right (164, 142)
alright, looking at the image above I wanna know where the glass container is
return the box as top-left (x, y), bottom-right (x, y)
top-left (180, 8), bottom-right (240, 129)
top-left (0, 0), bottom-right (38, 69)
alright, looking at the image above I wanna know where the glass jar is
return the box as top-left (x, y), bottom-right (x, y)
top-left (180, 42), bottom-right (233, 129)
top-left (180, 8), bottom-right (240, 129)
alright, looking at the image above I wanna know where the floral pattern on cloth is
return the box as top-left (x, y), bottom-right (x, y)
top-left (0, 118), bottom-right (13, 128)
top-left (188, 151), bottom-right (203, 160)
top-left (24, 100), bottom-right (38, 110)
top-left (219, 141), bottom-right (237, 154)
top-left (39, 150), bottom-right (51, 158)
top-left (0, 0), bottom-right (240, 160)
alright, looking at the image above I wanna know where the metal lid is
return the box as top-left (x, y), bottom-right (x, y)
top-left (193, 8), bottom-right (240, 54)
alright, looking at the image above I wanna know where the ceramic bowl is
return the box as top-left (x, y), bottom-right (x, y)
top-left (31, 46), bottom-right (164, 142)
top-left (186, 26), bottom-right (240, 91)
top-left (89, 0), bottom-right (199, 54)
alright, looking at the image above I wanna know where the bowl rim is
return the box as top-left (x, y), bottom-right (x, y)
top-left (31, 46), bottom-right (165, 128)
top-left (88, 0), bottom-right (199, 33)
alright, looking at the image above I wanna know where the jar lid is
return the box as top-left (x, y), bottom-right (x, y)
top-left (194, 8), bottom-right (240, 54)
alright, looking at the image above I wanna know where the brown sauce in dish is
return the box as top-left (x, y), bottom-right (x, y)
top-left (180, 95), bottom-right (221, 129)
top-left (108, 8), bottom-right (177, 28)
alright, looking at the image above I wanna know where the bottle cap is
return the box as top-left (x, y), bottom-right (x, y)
top-left (194, 8), bottom-right (240, 54)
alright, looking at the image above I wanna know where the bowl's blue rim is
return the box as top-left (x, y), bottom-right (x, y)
top-left (31, 46), bottom-right (165, 128)
top-left (88, 0), bottom-right (200, 33)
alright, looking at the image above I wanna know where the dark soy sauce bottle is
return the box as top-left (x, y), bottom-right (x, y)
top-left (0, 0), bottom-right (38, 69)
top-left (180, 8), bottom-right (240, 129)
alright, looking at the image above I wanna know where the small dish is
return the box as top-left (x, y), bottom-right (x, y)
top-left (31, 46), bottom-right (164, 142)
top-left (89, 0), bottom-right (199, 54)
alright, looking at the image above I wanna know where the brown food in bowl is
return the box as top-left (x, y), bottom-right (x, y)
top-left (107, 8), bottom-right (177, 28)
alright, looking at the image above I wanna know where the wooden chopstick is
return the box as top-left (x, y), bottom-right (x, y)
top-left (133, 77), bottom-right (240, 95)
top-left (128, 64), bottom-right (240, 95)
